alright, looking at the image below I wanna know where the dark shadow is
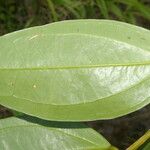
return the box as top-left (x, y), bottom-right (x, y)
top-left (18, 115), bottom-right (88, 129)
top-left (87, 104), bottom-right (150, 150)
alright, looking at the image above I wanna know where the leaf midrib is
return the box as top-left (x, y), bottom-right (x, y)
top-left (0, 62), bottom-right (150, 71)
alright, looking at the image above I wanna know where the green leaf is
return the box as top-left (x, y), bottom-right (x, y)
top-left (96, 0), bottom-right (109, 19)
top-left (109, 3), bottom-right (125, 21)
top-left (0, 116), bottom-right (115, 150)
top-left (46, 0), bottom-right (58, 21)
top-left (0, 20), bottom-right (150, 121)
top-left (127, 130), bottom-right (150, 150)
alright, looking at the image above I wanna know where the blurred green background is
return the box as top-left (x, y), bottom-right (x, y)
top-left (0, 0), bottom-right (150, 35)
top-left (0, 0), bottom-right (150, 149)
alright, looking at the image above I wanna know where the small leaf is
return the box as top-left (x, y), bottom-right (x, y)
top-left (0, 20), bottom-right (150, 121)
top-left (0, 116), bottom-right (115, 150)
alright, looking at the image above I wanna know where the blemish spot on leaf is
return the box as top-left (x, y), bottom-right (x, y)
top-left (141, 37), bottom-right (146, 40)
top-left (29, 35), bottom-right (38, 40)
top-left (10, 82), bottom-right (14, 86)
top-left (127, 36), bottom-right (131, 40)
top-left (33, 85), bottom-right (37, 88)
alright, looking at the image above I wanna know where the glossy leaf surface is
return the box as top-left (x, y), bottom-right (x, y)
top-left (0, 117), bottom-right (114, 150)
top-left (0, 20), bottom-right (150, 121)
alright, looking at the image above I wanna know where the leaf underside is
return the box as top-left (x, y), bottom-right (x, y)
top-left (0, 117), bottom-right (112, 150)
top-left (0, 19), bottom-right (150, 121)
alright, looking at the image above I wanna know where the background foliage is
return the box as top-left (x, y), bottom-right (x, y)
top-left (0, 0), bottom-right (150, 35)
top-left (0, 0), bottom-right (150, 149)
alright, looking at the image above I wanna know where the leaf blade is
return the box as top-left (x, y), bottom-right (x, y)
top-left (0, 20), bottom-right (150, 121)
top-left (0, 117), bottom-right (113, 150)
